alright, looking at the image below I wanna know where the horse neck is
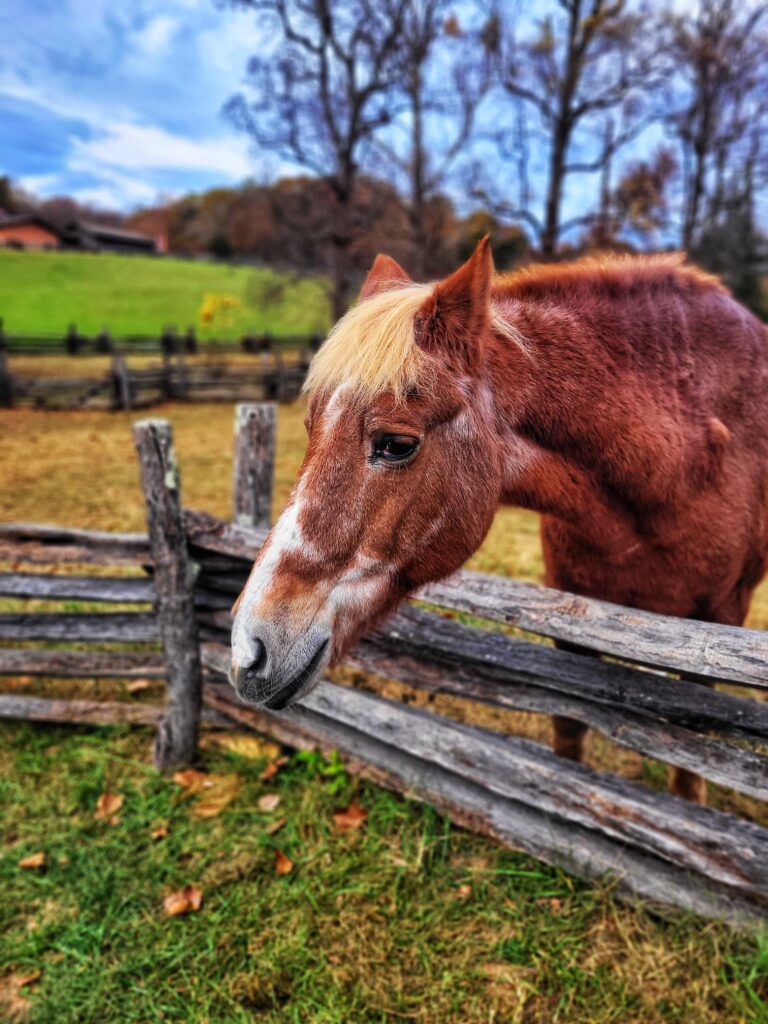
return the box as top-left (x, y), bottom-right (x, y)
top-left (480, 295), bottom-right (642, 547)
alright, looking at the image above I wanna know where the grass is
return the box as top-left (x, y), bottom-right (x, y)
top-left (3, 725), bottom-right (768, 1023)
top-left (3, 399), bottom-right (768, 1020)
top-left (0, 250), bottom-right (331, 339)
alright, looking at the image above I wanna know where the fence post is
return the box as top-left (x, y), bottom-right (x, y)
top-left (111, 355), bottom-right (132, 411)
top-left (133, 419), bottom-right (202, 771)
top-left (232, 403), bottom-right (275, 528)
top-left (0, 341), bottom-right (13, 409)
top-left (96, 327), bottom-right (112, 354)
top-left (273, 348), bottom-right (286, 402)
top-left (175, 341), bottom-right (189, 400)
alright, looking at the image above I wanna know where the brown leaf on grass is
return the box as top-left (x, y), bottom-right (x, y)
top-left (150, 824), bottom-right (169, 841)
top-left (0, 970), bottom-right (40, 1022)
top-left (266, 818), bottom-right (287, 836)
top-left (172, 769), bottom-right (208, 794)
top-left (18, 852), bottom-right (46, 870)
top-left (274, 850), bottom-right (293, 875)
top-left (204, 733), bottom-right (281, 761)
top-left (481, 962), bottom-right (532, 981)
top-left (163, 884), bottom-right (203, 917)
top-left (332, 801), bottom-right (367, 831)
top-left (189, 774), bottom-right (241, 819)
top-left (94, 792), bottom-right (124, 820)
top-left (260, 756), bottom-right (288, 781)
top-left (258, 793), bottom-right (281, 812)
top-left (126, 678), bottom-right (153, 694)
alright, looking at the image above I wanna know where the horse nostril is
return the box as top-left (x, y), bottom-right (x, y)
top-left (243, 636), bottom-right (267, 678)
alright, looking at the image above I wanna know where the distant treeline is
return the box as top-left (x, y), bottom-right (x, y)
top-left (3, 0), bottom-right (767, 321)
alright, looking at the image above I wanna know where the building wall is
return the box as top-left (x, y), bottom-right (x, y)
top-left (0, 224), bottom-right (60, 250)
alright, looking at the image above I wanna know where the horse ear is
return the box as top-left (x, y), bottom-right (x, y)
top-left (416, 236), bottom-right (493, 373)
top-left (360, 254), bottom-right (412, 300)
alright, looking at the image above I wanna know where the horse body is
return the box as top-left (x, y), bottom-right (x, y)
top-left (231, 240), bottom-right (768, 802)
top-left (491, 260), bottom-right (768, 625)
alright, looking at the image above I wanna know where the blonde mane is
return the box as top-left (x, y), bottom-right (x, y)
top-left (303, 282), bottom-right (527, 402)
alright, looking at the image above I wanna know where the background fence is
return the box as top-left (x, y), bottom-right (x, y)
top-left (1, 405), bottom-right (768, 929)
top-left (0, 349), bottom-right (312, 410)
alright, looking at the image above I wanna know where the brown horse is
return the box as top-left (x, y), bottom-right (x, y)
top-left (230, 239), bottom-right (768, 802)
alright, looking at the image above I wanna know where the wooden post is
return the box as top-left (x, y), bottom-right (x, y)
top-left (96, 327), bottom-right (112, 354)
top-left (175, 343), bottom-right (188, 400)
top-left (273, 347), bottom-right (286, 402)
top-left (0, 346), bottom-right (13, 408)
top-left (232, 403), bottom-right (275, 528)
top-left (111, 355), bottom-right (132, 411)
top-left (133, 419), bottom-right (202, 770)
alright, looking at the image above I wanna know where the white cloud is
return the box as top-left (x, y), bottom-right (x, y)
top-left (69, 122), bottom-right (252, 178)
top-left (134, 15), bottom-right (179, 55)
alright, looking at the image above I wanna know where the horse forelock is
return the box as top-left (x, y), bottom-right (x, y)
top-left (303, 282), bottom-right (529, 403)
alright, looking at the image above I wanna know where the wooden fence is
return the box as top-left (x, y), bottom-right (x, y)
top-left (1, 404), bottom-right (768, 928)
top-left (0, 320), bottom-right (319, 356)
top-left (0, 349), bottom-right (311, 410)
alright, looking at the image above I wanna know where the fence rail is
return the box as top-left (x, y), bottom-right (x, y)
top-left (0, 350), bottom-right (311, 410)
top-left (1, 405), bottom-right (767, 927)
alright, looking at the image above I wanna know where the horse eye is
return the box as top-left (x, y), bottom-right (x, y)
top-left (373, 435), bottom-right (419, 464)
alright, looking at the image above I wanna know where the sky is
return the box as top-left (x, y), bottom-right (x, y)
top-left (1, 0), bottom-right (272, 210)
top-left (0, 0), bottom-right (625, 225)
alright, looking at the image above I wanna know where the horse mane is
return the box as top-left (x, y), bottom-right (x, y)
top-left (303, 282), bottom-right (527, 402)
top-left (495, 252), bottom-right (728, 302)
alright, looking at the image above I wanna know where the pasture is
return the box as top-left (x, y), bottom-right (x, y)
top-left (2, 400), bottom-right (768, 1022)
top-left (0, 250), bottom-right (331, 339)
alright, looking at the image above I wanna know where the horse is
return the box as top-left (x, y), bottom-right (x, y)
top-left (230, 238), bottom-right (768, 803)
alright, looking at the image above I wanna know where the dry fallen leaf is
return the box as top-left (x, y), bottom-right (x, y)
top-left (332, 801), bottom-right (367, 831)
top-left (18, 852), bottom-right (46, 870)
top-left (258, 793), bottom-right (281, 812)
top-left (0, 970), bottom-right (41, 1021)
top-left (94, 792), bottom-right (124, 820)
top-left (274, 850), bottom-right (294, 875)
top-left (481, 962), bottom-right (530, 981)
top-left (151, 824), bottom-right (169, 841)
top-left (172, 769), bottom-right (209, 794)
top-left (205, 733), bottom-right (281, 761)
top-left (163, 884), bottom-right (203, 917)
top-left (126, 678), bottom-right (153, 694)
top-left (266, 818), bottom-right (287, 836)
top-left (260, 756), bottom-right (288, 781)
top-left (189, 774), bottom-right (241, 819)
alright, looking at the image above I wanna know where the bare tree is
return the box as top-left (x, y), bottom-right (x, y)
top-left (374, 3), bottom-right (492, 277)
top-left (663, 0), bottom-right (768, 252)
top-left (495, 0), bottom-right (663, 257)
top-left (225, 0), bottom-right (407, 318)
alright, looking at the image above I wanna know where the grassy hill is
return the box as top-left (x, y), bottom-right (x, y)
top-left (0, 249), bottom-right (331, 340)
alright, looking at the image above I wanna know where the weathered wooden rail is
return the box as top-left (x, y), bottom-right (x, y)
top-left (1, 405), bottom-right (768, 927)
top-left (2, 350), bottom-right (311, 410)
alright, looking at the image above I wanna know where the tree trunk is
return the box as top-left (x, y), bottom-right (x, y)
top-left (541, 126), bottom-right (568, 258)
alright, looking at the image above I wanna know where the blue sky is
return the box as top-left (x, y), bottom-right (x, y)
top-left (0, 0), bottom-right (625, 225)
top-left (1, 0), bottom-right (274, 209)
top-left (4, 0), bottom-right (760, 244)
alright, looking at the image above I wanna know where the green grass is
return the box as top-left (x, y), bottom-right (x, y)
top-left (0, 250), bottom-right (331, 340)
top-left (3, 724), bottom-right (767, 1023)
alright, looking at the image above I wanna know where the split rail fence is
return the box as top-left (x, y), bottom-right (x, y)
top-left (1, 405), bottom-right (768, 928)
top-left (0, 350), bottom-right (311, 410)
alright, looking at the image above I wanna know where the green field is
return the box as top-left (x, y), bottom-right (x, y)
top-left (0, 250), bottom-right (331, 339)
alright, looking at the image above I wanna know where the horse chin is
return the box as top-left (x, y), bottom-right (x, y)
top-left (230, 636), bottom-right (331, 711)
top-left (265, 638), bottom-right (330, 710)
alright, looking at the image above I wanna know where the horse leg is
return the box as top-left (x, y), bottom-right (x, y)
top-left (552, 715), bottom-right (589, 760)
top-left (669, 591), bottom-right (752, 805)
top-left (551, 639), bottom-right (591, 762)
